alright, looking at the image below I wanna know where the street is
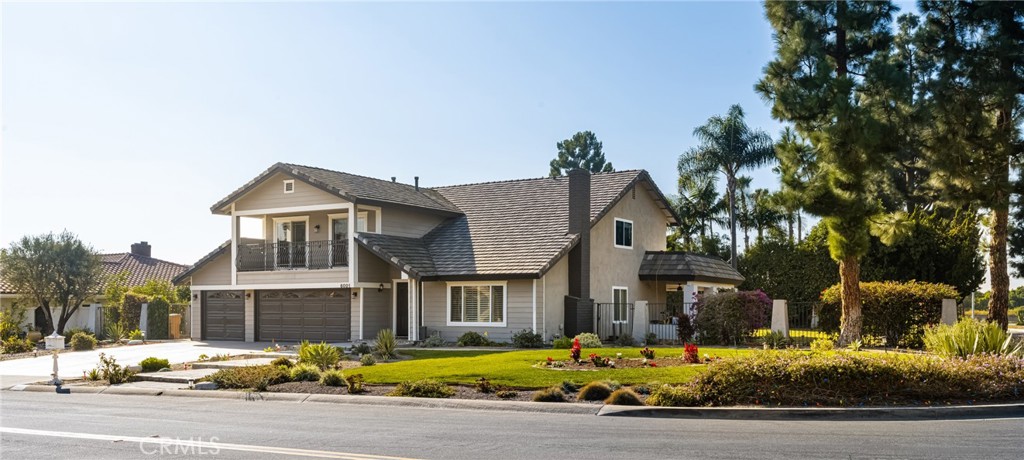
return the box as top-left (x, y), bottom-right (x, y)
top-left (1, 391), bottom-right (1021, 459)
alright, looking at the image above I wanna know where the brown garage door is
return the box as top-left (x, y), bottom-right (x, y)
top-left (203, 291), bottom-right (244, 341)
top-left (257, 289), bottom-right (350, 342)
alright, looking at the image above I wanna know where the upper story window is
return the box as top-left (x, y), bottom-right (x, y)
top-left (614, 218), bottom-right (633, 249)
top-left (448, 283), bottom-right (506, 327)
top-left (283, 180), bottom-right (295, 194)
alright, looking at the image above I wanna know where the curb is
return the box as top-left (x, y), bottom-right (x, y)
top-left (7, 384), bottom-right (1021, 420)
top-left (597, 403), bottom-right (1024, 420)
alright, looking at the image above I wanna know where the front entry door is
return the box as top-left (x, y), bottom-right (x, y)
top-left (395, 282), bottom-right (409, 338)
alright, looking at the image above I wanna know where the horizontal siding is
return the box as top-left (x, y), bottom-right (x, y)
top-left (380, 207), bottom-right (445, 238)
top-left (235, 172), bottom-right (348, 212)
top-left (421, 280), bottom-right (532, 342)
top-left (191, 252), bottom-right (231, 286)
top-left (361, 288), bottom-right (392, 341)
top-left (237, 268), bottom-right (348, 285)
top-left (357, 246), bottom-right (391, 283)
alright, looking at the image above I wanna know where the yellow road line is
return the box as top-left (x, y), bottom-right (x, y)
top-left (0, 427), bottom-right (422, 460)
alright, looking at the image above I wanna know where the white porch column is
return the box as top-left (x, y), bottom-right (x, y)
top-left (409, 281), bottom-right (419, 341)
top-left (86, 304), bottom-right (99, 332)
top-left (632, 300), bottom-right (648, 343)
top-left (244, 290), bottom-right (255, 342)
top-left (683, 284), bottom-right (698, 316)
top-left (230, 208), bottom-right (239, 285)
top-left (190, 290), bottom-right (202, 340)
top-left (771, 299), bottom-right (790, 337)
top-left (139, 303), bottom-right (149, 336)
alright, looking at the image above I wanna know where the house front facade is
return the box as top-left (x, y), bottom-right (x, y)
top-left (174, 163), bottom-right (743, 343)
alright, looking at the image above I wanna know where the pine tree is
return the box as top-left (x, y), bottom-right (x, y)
top-left (756, 0), bottom-right (903, 344)
top-left (549, 131), bottom-right (614, 177)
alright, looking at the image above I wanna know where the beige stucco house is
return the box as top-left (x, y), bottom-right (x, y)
top-left (173, 163), bottom-right (743, 343)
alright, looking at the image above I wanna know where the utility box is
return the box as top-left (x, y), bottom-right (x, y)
top-left (45, 332), bottom-right (65, 350)
top-left (168, 314), bottom-right (182, 339)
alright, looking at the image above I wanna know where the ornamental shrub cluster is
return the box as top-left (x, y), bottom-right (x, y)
top-left (646, 350), bottom-right (1024, 407)
top-left (139, 357), bottom-right (170, 372)
top-left (820, 281), bottom-right (958, 348)
top-left (693, 291), bottom-right (771, 345)
top-left (511, 329), bottom-right (544, 348)
top-left (70, 332), bottom-right (97, 351)
top-left (388, 379), bottom-right (455, 398)
top-left (923, 318), bottom-right (1023, 358)
top-left (208, 365), bottom-right (289, 391)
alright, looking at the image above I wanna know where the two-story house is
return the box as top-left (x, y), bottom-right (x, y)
top-left (173, 163), bottom-right (743, 343)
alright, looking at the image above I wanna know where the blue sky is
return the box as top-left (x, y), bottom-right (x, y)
top-left (2, 2), bottom-right (913, 269)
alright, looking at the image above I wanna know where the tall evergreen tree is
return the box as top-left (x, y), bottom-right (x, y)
top-left (549, 131), bottom-right (614, 177)
top-left (680, 104), bottom-right (774, 268)
top-left (918, 1), bottom-right (1024, 330)
top-left (757, 0), bottom-right (902, 344)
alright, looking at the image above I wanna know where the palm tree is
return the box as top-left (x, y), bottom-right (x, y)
top-left (750, 189), bottom-right (784, 244)
top-left (681, 104), bottom-right (774, 267)
top-left (735, 176), bottom-right (754, 251)
top-left (774, 128), bottom-right (816, 243)
top-left (676, 162), bottom-right (725, 243)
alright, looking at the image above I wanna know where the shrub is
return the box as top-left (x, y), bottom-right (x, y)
top-left (810, 338), bottom-right (835, 352)
top-left (420, 333), bottom-right (446, 348)
top-left (96, 353), bottom-right (135, 385)
top-left (146, 297), bottom-right (170, 340)
top-left (605, 388), bottom-right (644, 406)
top-left (208, 365), bottom-right (288, 391)
top-left (683, 343), bottom-right (699, 363)
top-left (614, 334), bottom-right (636, 347)
top-left (577, 381), bottom-right (613, 401)
top-left (345, 373), bottom-right (365, 394)
top-left (640, 347), bottom-right (656, 359)
top-left (475, 377), bottom-right (493, 393)
top-left (600, 380), bottom-right (622, 391)
top-left (573, 333), bottom-right (602, 348)
top-left (299, 342), bottom-right (342, 370)
top-left (923, 318), bottom-right (1023, 358)
top-left (139, 357), bottom-right (170, 373)
top-left (847, 340), bottom-right (863, 352)
top-left (289, 364), bottom-right (322, 382)
top-left (552, 336), bottom-right (572, 349)
top-left (319, 369), bottom-right (346, 387)
top-left (457, 331), bottom-right (492, 347)
top-left (511, 329), bottom-right (544, 348)
top-left (646, 350), bottom-right (1024, 407)
top-left (388, 379), bottom-right (454, 398)
top-left (532, 387), bottom-right (566, 402)
top-left (632, 384), bottom-right (652, 395)
top-left (351, 342), bottom-right (372, 356)
top-left (644, 332), bottom-right (658, 346)
top-left (820, 281), bottom-right (959, 348)
top-left (693, 291), bottom-right (771, 345)
top-left (86, 368), bottom-right (101, 381)
top-left (70, 332), bottom-right (97, 351)
top-left (495, 389), bottom-right (518, 399)
top-left (560, 380), bottom-right (580, 393)
top-left (0, 304), bottom-right (27, 340)
top-left (359, 354), bottom-right (377, 366)
top-left (761, 331), bottom-right (789, 349)
top-left (120, 293), bottom-right (148, 332)
top-left (271, 356), bottom-right (294, 368)
top-left (375, 329), bottom-right (397, 360)
top-left (128, 329), bottom-right (144, 341)
top-left (2, 337), bottom-right (35, 354)
top-left (676, 313), bottom-right (695, 343)
top-left (589, 353), bottom-right (611, 367)
top-left (63, 327), bottom-right (93, 341)
top-left (569, 337), bottom-right (582, 363)
top-left (105, 323), bottom-right (127, 342)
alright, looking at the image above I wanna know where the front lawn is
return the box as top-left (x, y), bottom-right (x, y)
top-left (355, 347), bottom-right (753, 389)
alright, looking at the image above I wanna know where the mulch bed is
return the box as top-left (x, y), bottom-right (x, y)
top-left (264, 382), bottom-right (622, 403)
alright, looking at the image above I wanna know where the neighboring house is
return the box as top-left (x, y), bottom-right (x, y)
top-left (173, 163), bottom-right (743, 343)
top-left (0, 242), bottom-right (187, 333)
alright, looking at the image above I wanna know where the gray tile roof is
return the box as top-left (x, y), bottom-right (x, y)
top-left (1, 253), bottom-right (188, 295)
top-left (210, 163), bottom-right (462, 215)
top-left (357, 170), bottom-right (672, 279)
top-left (638, 251), bottom-right (745, 285)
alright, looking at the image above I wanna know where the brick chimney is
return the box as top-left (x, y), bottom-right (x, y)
top-left (565, 169), bottom-right (594, 336)
top-left (131, 241), bottom-right (151, 258)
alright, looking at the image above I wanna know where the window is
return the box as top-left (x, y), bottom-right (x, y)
top-left (448, 283), bottom-right (506, 326)
top-left (614, 218), bottom-right (633, 248)
top-left (283, 180), bottom-right (295, 193)
top-left (613, 287), bottom-right (629, 323)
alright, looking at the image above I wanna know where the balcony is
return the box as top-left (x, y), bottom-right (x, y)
top-left (236, 240), bottom-right (348, 272)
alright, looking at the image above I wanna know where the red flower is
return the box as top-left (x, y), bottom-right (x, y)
top-left (547, 356), bottom-right (553, 362)
top-left (649, 362), bottom-right (657, 367)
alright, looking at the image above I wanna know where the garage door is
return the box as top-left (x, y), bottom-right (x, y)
top-left (203, 291), bottom-right (244, 341)
top-left (257, 289), bottom-right (350, 342)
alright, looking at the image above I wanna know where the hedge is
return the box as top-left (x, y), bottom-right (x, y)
top-left (820, 281), bottom-right (958, 348)
top-left (147, 297), bottom-right (170, 340)
top-left (693, 291), bottom-right (771, 345)
top-left (120, 293), bottom-right (150, 332)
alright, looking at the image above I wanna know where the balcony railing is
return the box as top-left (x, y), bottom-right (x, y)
top-left (236, 240), bottom-right (348, 272)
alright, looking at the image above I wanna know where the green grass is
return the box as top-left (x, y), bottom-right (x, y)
top-left (358, 347), bottom-right (753, 389)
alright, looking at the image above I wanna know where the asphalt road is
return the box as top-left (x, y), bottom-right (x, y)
top-left (1, 391), bottom-right (1022, 460)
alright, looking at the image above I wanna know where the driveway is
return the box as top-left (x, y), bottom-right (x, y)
top-left (0, 340), bottom-right (269, 388)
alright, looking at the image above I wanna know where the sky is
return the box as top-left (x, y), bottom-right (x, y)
top-left (7, 1), bottom-right (988, 288)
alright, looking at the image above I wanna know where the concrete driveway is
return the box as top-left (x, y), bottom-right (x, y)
top-left (0, 340), bottom-right (269, 388)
